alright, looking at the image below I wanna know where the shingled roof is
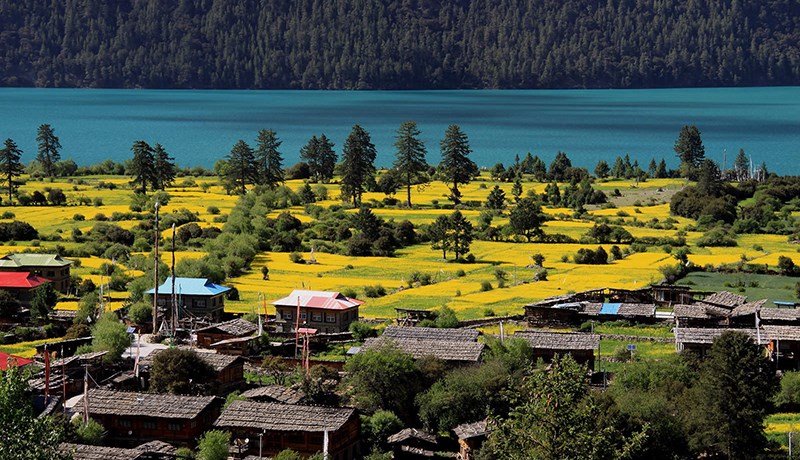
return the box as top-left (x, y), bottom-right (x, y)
top-left (453, 420), bottom-right (491, 440)
top-left (382, 326), bottom-right (479, 342)
top-left (240, 385), bottom-right (304, 404)
top-left (86, 389), bottom-right (217, 419)
top-left (701, 291), bottom-right (747, 308)
top-left (513, 330), bottom-right (600, 350)
top-left (361, 337), bottom-right (484, 362)
top-left (60, 441), bottom-right (177, 460)
top-left (387, 428), bottom-right (437, 445)
top-left (140, 348), bottom-right (241, 372)
top-left (760, 308), bottom-right (800, 321)
top-left (215, 400), bottom-right (354, 432)
top-left (675, 326), bottom-right (800, 344)
top-left (196, 318), bottom-right (257, 336)
top-left (730, 299), bottom-right (768, 317)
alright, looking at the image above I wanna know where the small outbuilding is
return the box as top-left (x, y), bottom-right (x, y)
top-left (513, 330), bottom-right (600, 370)
top-left (453, 420), bottom-right (492, 460)
top-left (196, 318), bottom-right (258, 349)
top-left (387, 428), bottom-right (438, 459)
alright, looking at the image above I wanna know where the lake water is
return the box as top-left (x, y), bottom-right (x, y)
top-left (0, 87), bottom-right (798, 174)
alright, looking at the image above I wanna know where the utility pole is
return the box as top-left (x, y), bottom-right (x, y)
top-left (152, 200), bottom-right (160, 334)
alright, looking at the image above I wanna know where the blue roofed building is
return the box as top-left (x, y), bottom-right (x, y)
top-left (145, 277), bottom-right (231, 322)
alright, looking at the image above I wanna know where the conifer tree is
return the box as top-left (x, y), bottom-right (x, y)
top-left (734, 148), bottom-right (749, 181)
top-left (674, 125), bottom-right (706, 179)
top-left (0, 139), bottom-right (23, 204)
top-left (255, 128), bottom-right (284, 189)
top-left (393, 121), bottom-right (427, 206)
top-left (341, 125), bottom-right (377, 206)
top-left (152, 143), bottom-right (177, 190)
top-left (129, 140), bottom-right (156, 194)
top-left (439, 124), bottom-right (478, 204)
top-left (226, 140), bottom-right (256, 195)
top-left (35, 124), bottom-right (61, 178)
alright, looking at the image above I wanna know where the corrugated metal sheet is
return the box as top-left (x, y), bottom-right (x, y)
top-left (599, 303), bottom-right (622, 315)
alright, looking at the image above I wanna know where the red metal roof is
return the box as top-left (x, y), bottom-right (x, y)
top-left (271, 290), bottom-right (364, 311)
top-left (0, 351), bottom-right (34, 370)
top-left (0, 272), bottom-right (50, 289)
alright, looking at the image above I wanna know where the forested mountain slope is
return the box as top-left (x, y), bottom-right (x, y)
top-left (1, 0), bottom-right (798, 89)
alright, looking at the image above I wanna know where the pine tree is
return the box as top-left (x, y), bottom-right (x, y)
top-left (449, 210), bottom-right (474, 260)
top-left (674, 125), bottom-right (706, 179)
top-left (509, 197), bottom-right (545, 241)
top-left (393, 121), bottom-right (427, 206)
top-left (439, 125), bottom-right (478, 204)
top-left (511, 176), bottom-right (523, 202)
top-left (0, 139), bottom-right (23, 204)
top-left (734, 148), bottom-right (749, 181)
top-left (647, 158), bottom-right (658, 178)
top-left (656, 159), bottom-right (668, 178)
top-left (255, 128), bottom-right (284, 188)
top-left (317, 134), bottom-right (337, 183)
top-left (300, 135), bottom-right (321, 182)
top-left (429, 214), bottom-right (451, 260)
top-left (594, 160), bottom-right (610, 179)
top-left (226, 140), bottom-right (256, 195)
top-left (548, 151), bottom-right (572, 181)
top-left (129, 140), bottom-right (156, 194)
top-left (35, 124), bottom-right (61, 178)
top-left (152, 143), bottom-right (177, 190)
top-left (485, 185), bottom-right (506, 210)
top-left (341, 125), bottom-right (377, 206)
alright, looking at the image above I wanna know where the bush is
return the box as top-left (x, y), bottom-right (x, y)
top-left (480, 280), bottom-right (493, 291)
top-left (342, 288), bottom-right (358, 299)
top-left (363, 285), bottom-right (387, 298)
top-left (484, 308), bottom-right (496, 317)
top-left (72, 214), bottom-right (85, 221)
top-left (91, 312), bottom-right (131, 363)
top-left (127, 301), bottom-right (152, 325)
top-left (408, 271), bottom-right (432, 287)
top-left (455, 269), bottom-right (466, 277)
top-left (206, 205), bottom-right (220, 215)
top-left (350, 322), bottom-right (378, 342)
top-left (289, 252), bottom-right (304, 264)
top-left (197, 430), bottom-right (230, 460)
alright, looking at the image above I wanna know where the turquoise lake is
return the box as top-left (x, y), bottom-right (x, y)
top-left (0, 87), bottom-right (797, 173)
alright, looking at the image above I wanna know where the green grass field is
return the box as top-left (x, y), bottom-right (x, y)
top-left (681, 272), bottom-right (799, 305)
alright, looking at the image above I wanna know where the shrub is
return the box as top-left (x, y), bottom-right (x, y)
top-left (128, 301), bottom-right (152, 325)
top-left (408, 271), bottom-right (432, 287)
top-left (197, 430), bottom-right (231, 460)
top-left (0, 211), bottom-right (14, 219)
top-left (342, 288), bottom-right (358, 299)
top-left (72, 214), bottom-right (85, 221)
top-left (480, 280), bottom-right (493, 291)
top-left (455, 269), bottom-right (466, 277)
top-left (289, 252), bottom-right (304, 264)
top-left (73, 417), bottom-right (106, 445)
top-left (349, 322), bottom-right (378, 342)
top-left (207, 205), bottom-right (220, 215)
top-left (92, 197), bottom-right (103, 207)
top-left (484, 308), bottom-right (496, 317)
top-left (364, 285), bottom-right (387, 298)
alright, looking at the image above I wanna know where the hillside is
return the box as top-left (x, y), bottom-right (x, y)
top-left (1, 0), bottom-right (798, 89)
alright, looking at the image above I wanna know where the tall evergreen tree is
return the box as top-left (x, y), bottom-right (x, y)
top-left (548, 151), bottom-right (572, 181)
top-left (655, 159), bottom-right (668, 178)
top-left (128, 140), bottom-right (155, 194)
top-left (0, 139), bottom-right (23, 204)
top-left (428, 214), bottom-right (451, 260)
top-left (449, 210), bottom-right (473, 260)
top-left (393, 121), bottom-right (427, 206)
top-left (594, 160), bottom-right (610, 179)
top-left (509, 197), bottom-right (546, 242)
top-left (647, 158), bottom-right (658, 178)
top-left (341, 125), bottom-right (377, 206)
top-left (35, 124), bottom-right (61, 178)
top-left (734, 148), bottom-right (749, 181)
top-left (300, 135), bottom-right (321, 182)
top-left (225, 140), bottom-right (256, 195)
top-left (674, 125), bottom-right (706, 179)
top-left (317, 134), bottom-right (337, 183)
top-left (439, 125), bottom-right (478, 204)
top-left (255, 128), bottom-right (284, 188)
top-left (152, 143), bottom-right (176, 190)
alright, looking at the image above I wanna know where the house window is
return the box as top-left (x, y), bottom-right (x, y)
top-left (118, 419), bottom-right (132, 428)
top-left (195, 299), bottom-right (206, 308)
top-left (143, 421), bottom-right (157, 430)
top-left (168, 422), bottom-right (182, 431)
top-left (312, 312), bottom-right (322, 322)
top-left (47, 270), bottom-right (55, 277)
top-left (157, 298), bottom-right (166, 306)
top-left (325, 314), bottom-right (336, 323)
top-left (284, 310), bottom-right (292, 320)
top-left (300, 312), bottom-right (307, 320)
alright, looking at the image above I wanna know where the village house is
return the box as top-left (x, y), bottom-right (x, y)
top-left (674, 325), bottom-right (800, 370)
top-left (59, 440), bottom-right (178, 459)
top-left (453, 420), bottom-right (491, 460)
top-left (271, 290), bottom-right (362, 334)
top-left (240, 384), bottom-right (304, 404)
top-left (196, 317), bottom-right (258, 349)
top-left (0, 253), bottom-right (73, 293)
top-left (360, 326), bottom-right (485, 365)
top-left (0, 272), bottom-right (51, 310)
top-left (83, 389), bottom-right (221, 446)
top-left (145, 277), bottom-right (231, 323)
top-left (214, 400), bottom-right (361, 459)
top-left (387, 428), bottom-right (438, 459)
top-left (513, 330), bottom-right (600, 370)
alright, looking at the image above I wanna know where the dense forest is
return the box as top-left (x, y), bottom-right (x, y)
top-left (1, 0), bottom-right (798, 89)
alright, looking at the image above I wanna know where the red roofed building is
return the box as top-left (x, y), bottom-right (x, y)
top-left (271, 290), bottom-right (363, 333)
top-left (0, 272), bottom-right (51, 308)
top-left (0, 351), bottom-right (34, 370)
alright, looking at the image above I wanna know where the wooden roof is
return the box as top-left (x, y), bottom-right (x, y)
top-left (382, 326), bottom-right (479, 342)
top-left (675, 326), bottom-right (800, 344)
top-left (240, 385), bottom-right (304, 404)
top-left (362, 336), bottom-right (484, 362)
top-left (86, 389), bottom-right (217, 419)
top-left (387, 428), bottom-right (437, 445)
top-left (617, 303), bottom-right (657, 317)
top-left (215, 400), bottom-right (354, 432)
top-left (513, 330), bottom-right (600, 350)
top-left (60, 441), bottom-right (176, 460)
top-left (453, 420), bottom-right (491, 440)
top-left (760, 308), bottom-right (800, 321)
top-left (730, 299), bottom-right (768, 317)
top-left (701, 291), bottom-right (747, 308)
top-left (141, 348), bottom-right (241, 372)
top-left (196, 318), bottom-right (257, 336)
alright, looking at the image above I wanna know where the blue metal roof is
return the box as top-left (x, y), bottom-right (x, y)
top-left (144, 277), bottom-right (231, 296)
top-left (599, 303), bottom-right (622, 315)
